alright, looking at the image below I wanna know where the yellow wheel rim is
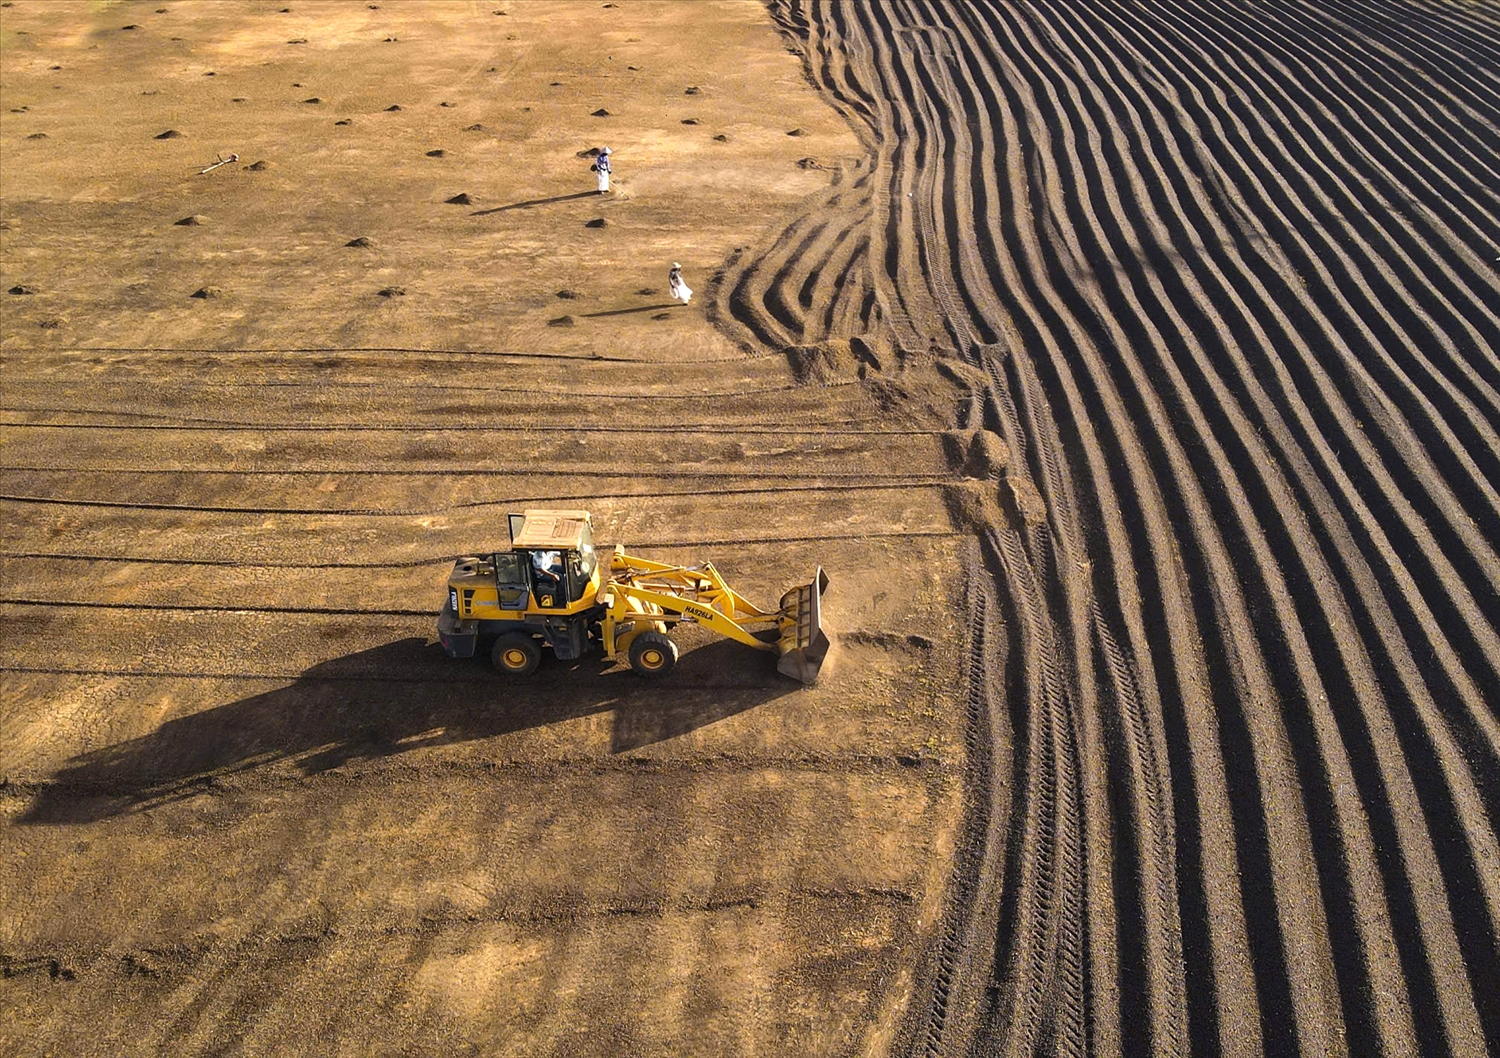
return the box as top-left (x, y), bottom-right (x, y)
top-left (641, 648), bottom-right (664, 669)
top-left (503, 648), bottom-right (528, 669)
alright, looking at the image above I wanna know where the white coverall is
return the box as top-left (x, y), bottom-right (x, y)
top-left (595, 151), bottom-right (611, 193)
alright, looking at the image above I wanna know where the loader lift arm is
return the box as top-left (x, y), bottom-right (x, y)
top-left (605, 551), bottom-right (781, 654)
top-left (603, 548), bottom-right (830, 682)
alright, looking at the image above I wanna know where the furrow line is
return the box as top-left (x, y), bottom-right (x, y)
top-left (0, 480), bottom-right (952, 516)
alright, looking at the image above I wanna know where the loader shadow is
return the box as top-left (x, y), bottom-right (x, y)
top-left (21, 636), bottom-right (796, 826)
top-left (470, 190), bottom-right (601, 216)
top-left (580, 303), bottom-right (682, 318)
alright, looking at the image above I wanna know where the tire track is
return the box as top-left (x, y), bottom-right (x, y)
top-left (1032, 6), bottom-right (1500, 1050)
top-left (0, 600), bottom-right (431, 616)
top-left (752, 1), bottom-right (1500, 1054)
top-left (905, 548), bottom-right (996, 1057)
top-left (0, 479), bottom-right (954, 516)
top-left (0, 530), bottom-right (962, 571)
top-left (0, 416), bottom-right (926, 435)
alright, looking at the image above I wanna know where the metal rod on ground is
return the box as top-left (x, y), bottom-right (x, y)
top-left (198, 153), bottom-right (239, 175)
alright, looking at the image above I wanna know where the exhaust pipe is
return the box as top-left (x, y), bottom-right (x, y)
top-left (776, 567), bottom-right (831, 683)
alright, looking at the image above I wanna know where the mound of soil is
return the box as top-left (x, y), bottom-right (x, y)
top-left (945, 429), bottom-right (1010, 479)
top-left (784, 336), bottom-right (886, 384)
top-left (175, 215), bottom-right (206, 226)
top-left (784, 339), bottom-right (858, 383)
top-left (1002, 476), bottom-right (1046, 527)
top-left (942, 480), bottom-right (1006, 536)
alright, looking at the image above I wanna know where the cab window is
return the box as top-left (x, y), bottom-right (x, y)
top-left (492, 552), bottom-right (529, 610)
top-left (569, 524), bottom-right (598, 602)
top-left (530, 549), bottom-right (567, 608)
top-left (570, 527), bottom-right (598, 601)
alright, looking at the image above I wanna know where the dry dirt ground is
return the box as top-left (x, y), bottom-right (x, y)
top-left (0, 2), bottom-right (978, 1055)
top-left (7, 1), bottom-right (1500, 1057)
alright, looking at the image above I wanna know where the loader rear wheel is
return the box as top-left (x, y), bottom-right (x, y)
top-left (628, 631), bottom-right (678, 678)
top-left (492, 633), bottom-right (541, 676)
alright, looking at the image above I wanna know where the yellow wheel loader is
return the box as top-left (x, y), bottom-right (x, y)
top-left (437, 509), bottom-right (831, 683)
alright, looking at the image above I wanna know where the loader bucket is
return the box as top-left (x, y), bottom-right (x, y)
top-left (776, 567), bottom-right (832, 683)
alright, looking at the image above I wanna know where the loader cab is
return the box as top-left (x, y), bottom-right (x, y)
top-left (507, 509), bottom-right (599, 611)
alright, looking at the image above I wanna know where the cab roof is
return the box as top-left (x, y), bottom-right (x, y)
top-left (511, 509), bottom-right (592, 550)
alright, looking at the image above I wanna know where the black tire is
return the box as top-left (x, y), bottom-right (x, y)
top-left (492, 632), bottom-right (542, 676)
top-left (628, 631), bottom-right (679, 678)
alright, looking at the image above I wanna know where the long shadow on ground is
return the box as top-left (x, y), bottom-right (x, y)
top-left (470, 191), bottom-right (601, 216)
top-left (22, 636), bottom-right (796, 826)
top-left (580, 303), bottom-right (682, 318)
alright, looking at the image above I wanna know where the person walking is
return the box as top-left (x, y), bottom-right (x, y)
top-left (592, 146), bottom-right (612, 193)
top-left (668, 262), bottom-right (692, 305)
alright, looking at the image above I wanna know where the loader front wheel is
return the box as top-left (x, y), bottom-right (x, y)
top-left (628, 631), bottom-right (678, 678)
top-left (492, 633), bottom-right (542, 676)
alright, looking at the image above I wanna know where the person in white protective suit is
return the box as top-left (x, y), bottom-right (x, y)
top-left (592, 146), bottom-right (612, 193)
top-left (532, 549), bottom-right (565, 606)
top-left (668, 262), bottom-right (692, 305)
